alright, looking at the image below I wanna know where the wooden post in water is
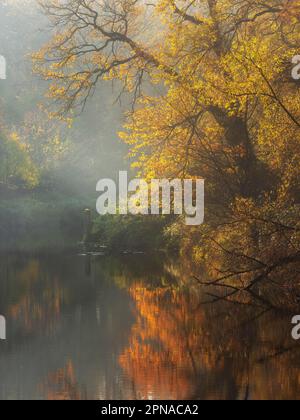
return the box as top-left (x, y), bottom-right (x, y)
top-left (0, 315), bottom-right (6, 340)
top-left (83, 208), bottom-right (92, 244)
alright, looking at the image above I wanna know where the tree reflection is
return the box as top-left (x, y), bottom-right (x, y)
top-left (40, 360), bottom-right (86, 400)
top-left (1, 253), bottom-right (300, 400)
top-left (120, 279), bottom-right (300, 400)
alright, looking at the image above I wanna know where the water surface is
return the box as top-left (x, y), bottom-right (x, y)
top-left (0, 252), bottom-right (299, 400)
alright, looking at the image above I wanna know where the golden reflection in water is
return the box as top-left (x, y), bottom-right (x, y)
top-left (119, 282), bottom-right (300, 400)
top-left (7, 259), bottom-right (67, 334)
top-left (1, 254), bottom-right (300, 400)
top-left (40, 360), bottom-right (86, 400)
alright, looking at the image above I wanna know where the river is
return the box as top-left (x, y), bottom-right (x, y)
top-left (0, 251), bottom-right (299, 400)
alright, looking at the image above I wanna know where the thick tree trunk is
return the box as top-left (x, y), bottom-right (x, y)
top-left (208, 106), bottom-right (265, 198)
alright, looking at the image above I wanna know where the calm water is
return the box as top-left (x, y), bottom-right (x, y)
top-left (0, 251), bottom-right (299, 400)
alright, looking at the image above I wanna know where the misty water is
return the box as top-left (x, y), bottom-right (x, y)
top-left (0, 251), bottom-right (300, 400)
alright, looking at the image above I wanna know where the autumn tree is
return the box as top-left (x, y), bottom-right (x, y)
top-left (34, 0), bottom-right (300, 298)
top-left (0, 127), bottom-right (39, 188)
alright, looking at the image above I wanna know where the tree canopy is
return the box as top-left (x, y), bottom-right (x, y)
top-left (33, 0), bottom-right (300, 303)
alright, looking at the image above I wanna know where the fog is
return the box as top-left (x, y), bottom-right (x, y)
top-left (0, 0), bottom-right (129, 249)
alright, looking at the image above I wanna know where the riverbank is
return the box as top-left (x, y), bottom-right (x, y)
top-left (0, 192), bottom-right (88, 252)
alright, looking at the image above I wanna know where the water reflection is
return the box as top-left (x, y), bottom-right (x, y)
top-left (0, 252), bottom-right (299, 400)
